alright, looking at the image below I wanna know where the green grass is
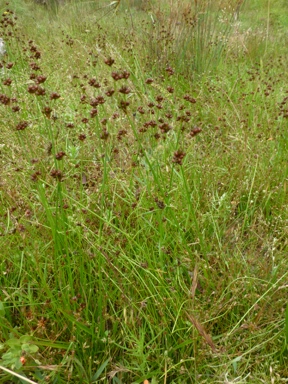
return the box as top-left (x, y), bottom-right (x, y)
top-left (0, 0), bottom-right (287, 383)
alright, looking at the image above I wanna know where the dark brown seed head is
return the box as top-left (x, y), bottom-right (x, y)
top-left (31, 171), bottom-right (41, 181)
top-left (149, 120), bottom-right (157, 127)
top-left (29, 62), bottom-right (40, 71)
top-left (104, 57), bottom-right (115, 66)
top-left (119, 100), bottom-right (130, 113)
top-left (159, 123), bottom-right (171, 133)
top-left (34, 51), bottom-right (41, 59)
top-left (111, 71), bottom-right (121, 81)
top-left (96, 95), bottom-right (105, 105)
top-left (28, 84), bottom-right (38, 94)
top-left (55, 151), bottom-right (66, 160)
top-left (166, 66), bottom-right (174, 76)
top-left (50, 92), bottom-right (61, 100)
top-left (105, 88), bottom-right (115, 97)
top-left (35, 86), bottom-right (45, 96)
top-left (137, 106), bottom-right (145, 114)
top-left (36, 75), bottom-right (47, 84)
top-left (155, 198), bottom-right (165, 209)
top-left (183, 95), bottom-right (196, 104)
top-left (119, 85), bottom-right (131, 95)
top-left (50, 169), bottom-right (63, 181)
top-left (42, 106), bottom-right (52, 118)
top-left (90, 97), bottom-right (100, 107)
top-left (16, 121), bottom-right (29, 131)
top-left (156, 95), bottom-right (164, 103)
top-left (0, 93), bottom-right (10, 105)
top-left (90, 108), bottom-right (98, 118)
top-left (117, 129), bottom-right (127, 140)
top-left (2, 78), bottom-right (12, 86)
top-left (88, 78), bottom-right (101, 88)
top-left (78, 133), bottom-right (86, 141)
top-left (172, 150), bottom-right (186, 165)
top-left (12, 105), bottom-right (20, 112)
top-left (100, 129), bottom-right (109, 140)
top-left (190, 127), bottom-right (202, 137)
top-left (121, 70), bottom-right (130, 79)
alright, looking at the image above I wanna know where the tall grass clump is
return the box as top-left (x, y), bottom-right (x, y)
top-left (0, 0), bottom-right (287, 383)
top-left (109, 0), bottom-right (247, 75)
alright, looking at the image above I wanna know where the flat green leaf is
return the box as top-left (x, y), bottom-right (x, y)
top-left (22, 344), bottom-right (39, 353)
top-left (34, 339), bottom-right (71, 350)
top-left (60, 312), bottom-right (93, 335)
top-left (14, 358), bottom-right (23, 370)
top-left (2, 351), bottom-right (21, 364)
top-left (173, 339), bottom-right (193, 351)
top-left (285, 303), bottom-right (288, 346)
top-left (0, 302), bottom-right (5, 317)
top-left (91, 358), bottom-right (109, 381)
top-left (2, 351), bottom-right (16, 360)
top-left (19, 335), bottom-right (33, 344)
top-left (231, 355), bottom-right (242, 373)
top-left (6, 338), bottom-right (21, 347)
top-left (1, 356), bottom-right (19, 368)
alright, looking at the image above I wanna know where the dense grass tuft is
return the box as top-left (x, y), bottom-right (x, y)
top-left (0, 0), bottom-right (287, 383)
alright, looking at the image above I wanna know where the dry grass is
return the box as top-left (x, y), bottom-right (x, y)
top-left (0, 0), bottom-right (287, 383)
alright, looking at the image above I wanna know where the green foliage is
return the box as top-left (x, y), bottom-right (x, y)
top-left (285, 303), bottom-right (288, 350)
top-left (0, 335), bottom-right (39, 370)
top-left (0, 0), bottom-right (287, 383)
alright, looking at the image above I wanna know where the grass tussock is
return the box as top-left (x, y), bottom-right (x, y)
top-left (0, 0), bottom-right (287, 383)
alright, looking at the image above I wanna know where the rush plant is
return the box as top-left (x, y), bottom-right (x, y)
top-left (0, 0), bottom-right (287, 383)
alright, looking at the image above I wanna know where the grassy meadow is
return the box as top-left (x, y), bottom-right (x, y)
top-left (0, 0), bottom-right (287, 382)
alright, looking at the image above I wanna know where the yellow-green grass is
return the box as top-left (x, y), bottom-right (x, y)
top-left (0, 0), bottom-right (287, 383)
